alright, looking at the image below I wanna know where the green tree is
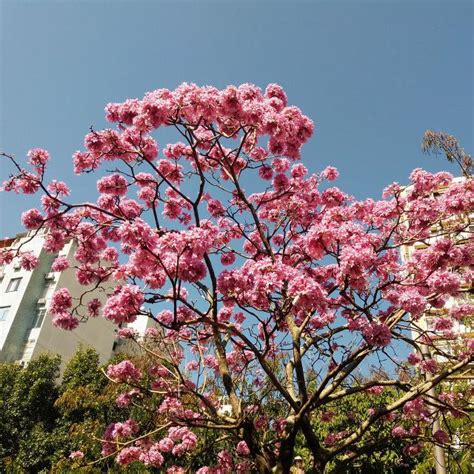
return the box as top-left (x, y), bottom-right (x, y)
top-left (305, 386), bottom-right (422, 473)
top-left (0, 354), bottom-right (60, 472)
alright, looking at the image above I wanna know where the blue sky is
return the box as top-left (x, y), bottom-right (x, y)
top-left (0, 0), bottom-right (472, 237)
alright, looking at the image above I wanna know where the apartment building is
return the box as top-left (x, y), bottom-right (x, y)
top-left (400, 177), bottom-right (473, 372)
top-left (0, 230), bottom-right (120, 369)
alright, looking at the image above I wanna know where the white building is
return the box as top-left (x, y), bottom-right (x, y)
top-left (114, 311), bottom-right (162, 355)
top-left (400, 177), bottom-right (473, 366)
top-left (0, 230), bottom-right (119, 370)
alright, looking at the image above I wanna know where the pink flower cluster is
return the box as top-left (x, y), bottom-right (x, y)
top-left (69, 450), bottom-right (84, 460)
top-left (21, 208), bottom-right (44, 229)
top-left (106, 360), bottom-right (142, 383)
top-left (51, 256), bottom-right (70, 272)
top-left (50, 288), bottom-right (73, 314)
top-left (19, 252), bottom-right (39, 270)
top-left (27, 148), bottom-right (50, 167)
top-left (103, 285), bottom-right (144, 324)
top-left (52, 311), bottom-right (79, 330)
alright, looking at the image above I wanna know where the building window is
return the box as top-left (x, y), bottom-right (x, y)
top-left (0, 306), bottom-right (10, 321)
top-left (32, 308), bottom-right (46, 329)
top-left (6, 277), bottom-right (22, 292)
top-left (425, 318), bottom-right (435, 331)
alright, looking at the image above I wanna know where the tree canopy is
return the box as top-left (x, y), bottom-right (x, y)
top-left (2, 83), bottom-right (472, 473)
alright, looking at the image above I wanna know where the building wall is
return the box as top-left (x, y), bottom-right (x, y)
top-left (113, 314), bottom-right (161, 355)
top-left (400, 177), bottom-right (473, 359)
top-left (0, 232), bottom-right (118, 371)
top-left (0, 233), bottom-right (54, 361)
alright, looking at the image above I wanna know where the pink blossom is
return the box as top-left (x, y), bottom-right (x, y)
top-left (403, 398), bottom-right (429, 421)
top-left (324, 433), bottom-right (338, 446)
top-left (449, 304), bottom-right (474, 320)
top-left (427, 271), bottom-right (460, 296)
top-left (69, 450), bottom-right (84, 460)
top-left (391, 426), bottom-right (407, 438)
top-left (467, 339), bottom-right (474, 353)
top-left (50, 288), bottom-right (73, 314)
top-left (116, 446), bottom-right (142, 465)
top-left (106, 360), bottom-right (141, 382)
top-left (21, 209), bottom-right (44, 229)
top-left (157, 437), bottom-right (174, 452)
top-left (249, 146), bottom-right (268, 161)
top-left (20, 252), bottom-right (39, 270)
top-left (221, 252), bottom-right (236, 266)
top-left (115, 393), bottom-right (132, 407)
top-left (273, 173), bottom-right (289, 191)
top-left (321, 166), bottom-right (339, 181)
top-left (433, 317), bottom-right (453, 331)
top-left (167, 467), bottom-right (185, 474)
top-left (236, 440), bottom-right (250, 456)
top-left (28, 148), bottom-right (50, 167)
top-left (420, 359), bottom-right (438, 374)
top-left (6, 83), bottom-right (473, 472)
top-left (403, 443), bottom-right (422, 456)
top-left (105, 98), bottom-right (140, 124)
top-left (259, 165), bottom-right (273, 180)
top-left (3, 171), bottom-right (40, 194)
top-left (103, 285), bottom-right (144, 324)
top-left (367, 385), bottom-right (384, 395)
top-left (363, 322), bottom-right (391, 347)
top-left (265, 83), bottom-right (288, 107)
top-left (87, 298), bottom-right (101, 317)
top-left (186, 360), bottom-right (199, 371)
top-left (217, 450), bottom-right (234, 470)
top-left (272, 157), bottom-right (290, 173)
top-left (254, 416), bottom-right (267, 430)
top-left (51, 256), bottom-right (70, 272)
top-left (145, 327), bottom-right (159, 337)
top-left (167, 426), bottom-right (197, 454)
top-left (47, 180), bottom-right (70, 196)
top-left (207, 198), bottom-right (226, 217)
top-left (52, 312), bottom-right (79, 330)
top-left (117, 327), bottom-right (137, 338)
top-left (97, 173), bottom-right (128, 196)
top-left (291, 163), bottom-right (308, 178)
top-left (407, 352), bottom-right (421, 365)
top-left (397, 288), bottom-right (427, 317)
top-left (140, 444), bottom-right (164, 467)
top-left (156, 310), bottom-right (174, 326)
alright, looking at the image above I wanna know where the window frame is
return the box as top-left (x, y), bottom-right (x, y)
top-left (6, 277), bottom-right (22, 292)
top-left (0, 306), bottom-right (10, 321)
top-left (31, 308), bottom-right (47, 329)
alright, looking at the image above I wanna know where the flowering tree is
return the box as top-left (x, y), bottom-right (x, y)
top-left (2, 83), bottom-right (473, 473)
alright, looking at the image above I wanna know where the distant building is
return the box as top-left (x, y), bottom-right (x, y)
top-left (401, 177), bottom-right (473, 375)
top-left (0, 230), bottom-right (119, 369)
top-left (113, 313), bottom-right (161, 355)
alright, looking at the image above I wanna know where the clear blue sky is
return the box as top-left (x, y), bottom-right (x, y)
top-left (1, 0), bottom-right (472, 237)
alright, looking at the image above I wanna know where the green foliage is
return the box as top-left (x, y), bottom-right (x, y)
top-left (0, 354), bottom-right (60, 472)
top-left (296, 386), bottom-right (422, 474)
top-left (1, 349), bottom-right (469, 473)
top-left (61, 345), bottom-right (106, 393)
top-left (0, 348), bottom-right (121, 472)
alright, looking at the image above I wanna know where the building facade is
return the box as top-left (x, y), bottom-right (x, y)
top-left (400, 177), bottom-right (473, 373)
top-left (0, 230), bottom-right (119, 369)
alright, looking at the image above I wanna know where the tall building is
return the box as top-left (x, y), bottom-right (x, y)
top-left (400, 177), bottom-right (473, 474)
top-left (0, 230), bottom-right (118, 369)
top-left (400, 177), bottom-right (473, 373)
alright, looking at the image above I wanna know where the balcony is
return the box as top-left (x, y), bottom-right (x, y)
top-left (25, 327), bottom-right (41, 344)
